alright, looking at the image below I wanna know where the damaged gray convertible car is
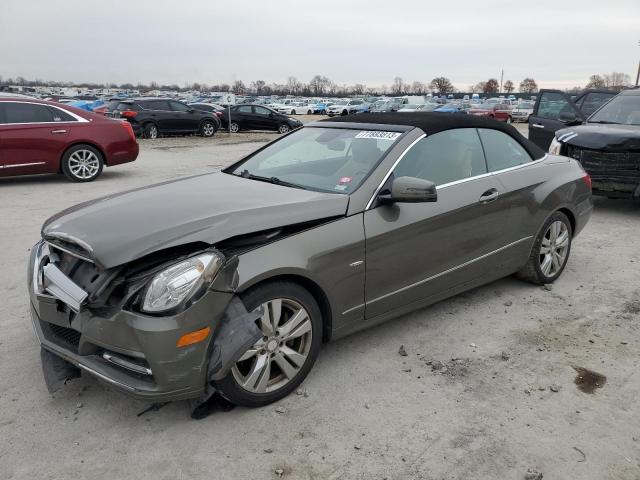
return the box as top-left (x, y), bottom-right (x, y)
top-left (29, 113), bottom-right (593, 409)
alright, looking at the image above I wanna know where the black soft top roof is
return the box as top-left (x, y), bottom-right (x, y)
top-left (323, 112), bottom-right (546, 159)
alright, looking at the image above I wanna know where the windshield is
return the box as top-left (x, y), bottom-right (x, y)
top-left (227, 127), bottom-right (403, 194)
top-left (333, 100), bottom-right (348, 105)
top-left (589, 95), bottom-right (640, 125)
top-left (474, 103), bottom-right (494, 109)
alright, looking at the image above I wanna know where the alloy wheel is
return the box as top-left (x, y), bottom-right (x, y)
top-left (539, 220), bottom-right (569, 277)
top-left (278, 124), bottom-right (290, 134)
top-left (202, 122), bottom-right (215, 136)
top-left (148, 125), bottom-right (158, 139)
top-left (232, 298), bottom-right (313, 394)
top-left (230, 122), bottom-right (239, 133)
top-left (68, 149), bottom-right (100, 180)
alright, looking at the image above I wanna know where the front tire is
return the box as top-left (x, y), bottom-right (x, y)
top-left (517, 211), bottom-right (572, 284)
top-left (61, 145), bottom-right (104, 182)
top-left (213, 281), bottom-right (322, 407)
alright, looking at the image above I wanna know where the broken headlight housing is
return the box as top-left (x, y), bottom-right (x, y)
top-left (548, 137), bottom-right (563, 155)
top-left (142, 252), bottom-right (223, 313)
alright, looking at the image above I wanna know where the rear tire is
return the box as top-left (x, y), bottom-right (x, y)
top-left (200, 120), bottom-right (217, 137)
top-left (213, 281), bottom-right (323, 407)
top-left (61, 145), bottom-right (104, 182)
top-left (229, 121), bottom-right (240, 133)
top-left (278, 124), bottom-right (291, 134)
top-left (143, 123), bottom-right (159, 139)
top-left (517, 211), bottom-right (572, 285)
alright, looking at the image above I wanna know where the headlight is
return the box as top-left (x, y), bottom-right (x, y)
top-left (142, 252), bottom-right (223, 313)
top-left (549, 137), bottom-right (563, 155)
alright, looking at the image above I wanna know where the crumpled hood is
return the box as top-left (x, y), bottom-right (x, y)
top-left (557, 124), bottom-right (640, 152)
top-left (42, 172), bottom-right (348, 269)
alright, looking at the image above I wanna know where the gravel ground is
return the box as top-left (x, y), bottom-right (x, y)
top-left (0, 123), bottom-right (638, 480)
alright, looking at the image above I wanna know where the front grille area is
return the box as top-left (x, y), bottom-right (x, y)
top-left (567, 146), bottom-right (640, 179)
top-left (40, 320), bottom-right (81, 353)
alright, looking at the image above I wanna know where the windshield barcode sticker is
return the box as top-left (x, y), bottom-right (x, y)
top-left (355, 131), bottom-right (402, 140)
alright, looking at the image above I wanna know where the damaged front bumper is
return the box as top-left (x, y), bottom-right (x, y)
top-left (28, 241), bottom-right (260, 403)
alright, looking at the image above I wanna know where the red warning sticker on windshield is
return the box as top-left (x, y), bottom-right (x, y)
top-left (339, 177), bottom-right (353, 184)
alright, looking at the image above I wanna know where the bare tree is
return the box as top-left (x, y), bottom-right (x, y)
top-left (232, 80), bottom-right (246, 93)
top-left (503, 80), bottom-right (514, 93)
top-left (519, 78), bottom-right (538, 94)
top-left (585, 75), bottom-right (605, 89)
top-left (484, 78), bottom-right (499, 93)
top-left (429, 77), bottom-right (454, 94)
top-left (603, 72), bottom-right (631, 89)
top-left (287, 76), bottom-right (302, 95)
top-left (411, 81), bottom-right (425, 94)
top-left (310, 75), bottom-right (331, 96)
top-left (251, 80), bottom-right (266, 95)
top-left (392, 77), bottom-right (404, 95)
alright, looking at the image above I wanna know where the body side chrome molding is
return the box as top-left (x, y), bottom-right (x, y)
top-left (367, 236), bottom-right (533, 306)
top-left (1, 161), bottom-right (46, 169)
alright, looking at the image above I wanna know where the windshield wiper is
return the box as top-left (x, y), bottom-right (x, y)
top-left (238, 169), bottom-right (307, 190)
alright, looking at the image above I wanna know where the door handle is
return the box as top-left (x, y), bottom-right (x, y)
top-left (531, 123), bottom-right (545, 129)
top-left (51, 129), bottom-right (67, 134)
top-left (479, 188), bottom-right (499, 203)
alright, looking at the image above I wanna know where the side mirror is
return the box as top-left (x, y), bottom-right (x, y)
top-left (378, 176), bottom-right (438, 204)
top-left (558, 111), bottom-right (579, 123)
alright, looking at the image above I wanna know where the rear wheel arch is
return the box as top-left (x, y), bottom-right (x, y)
top-left (238, 274), bottom-right (333, 343)
top-left (557, 207), bottom-right (576, 236)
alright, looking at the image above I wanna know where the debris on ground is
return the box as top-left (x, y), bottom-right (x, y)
top-left (275, 406), bottom-right (286, 414)
top-left (573, 446), bottom-right (586, 462)
top-left (137, 402), bottom-right (170, 417)
top-left (398, 345), bottom-right (408, 356)
top-left (401, 367), bottom-right (412, 373)
top-left (354, 444), bottom-right (361, 450)
top-left (501, 351), bottom-right (511, 361)
top-left (263, 448), bottom-right (273, 454)
top-left (274, 468), bottom-right (284, 477)
top-left (504, 300), bottom-right (513, 307)
top-left (550, 384), bottom-right (561, 393)
top-left (524, 467), bottom-right (543, 479)
top-left (543, 284), bottom-right (553, 291)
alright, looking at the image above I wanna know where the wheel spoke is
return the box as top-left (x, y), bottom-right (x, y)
top-left (556, 230), bottom-right (569, 248)
top-left (273, 352), bottom-right (298, 379)
top-left (269, 299), bottom-right (283, 330)
top-left (279, 309), bottom-right (310, 340)
top-left (237, 347), bottom-right (260, 362)
top-left (258, 307), bottom-right (274, 336)
top-left (280, 345), bottom-right (306, 368)
top-left (539, 245), bottom-right (551, 255)
top-left (242, 353), bottom-right (270, 391)
top-left (551, 252), bottom-right (562, 273)
top-left (540, 254), bottom-right (553, 276)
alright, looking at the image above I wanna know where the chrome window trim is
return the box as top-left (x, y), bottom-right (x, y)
top-left (0, 100), bottom-right (89, 124)
top-left (365, 133), bottom-right (426, 210)
top-left (367, 236), bottom-right (533, 306)
top-left (365, 130), bottom-right (548, 207)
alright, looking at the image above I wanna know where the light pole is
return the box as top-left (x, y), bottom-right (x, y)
top-left (636, 40), bottom-right (640, 87)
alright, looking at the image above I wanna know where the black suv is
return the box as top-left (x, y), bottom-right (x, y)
top-left (221, 104), bottom-right (302, 134)
top-left (543, 88), bottom-right (640, 199)
top-left (112, 98), bottom-right (221, 139)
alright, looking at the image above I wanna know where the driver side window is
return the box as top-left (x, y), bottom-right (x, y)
top-left (393, 129), bottom-right (487, 186)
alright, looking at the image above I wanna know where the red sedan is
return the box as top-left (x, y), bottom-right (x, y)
top-left (468, 103), bottom-right (513, 123)
top-left (0, 98), bottom-right (138, 182)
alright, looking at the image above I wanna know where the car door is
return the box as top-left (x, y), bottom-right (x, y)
top-left (574, 90), bottom-right (617, 118)
top-left (168, 100), bottom-right (196, 132)
top-left (477, 128), bottom-right (543, 250)
top-left (234, 105), bottom-right (256, 129)
top-left (253, 106), bottom-right (277, 130)
top-left (528, 90), bottom-right (584, 150)
top-left (0, 101), bottom-right (70, 176)
top-left (145, 100), bottom-right (173, 132)
top-left (363, 128), bottom-right (510, 319)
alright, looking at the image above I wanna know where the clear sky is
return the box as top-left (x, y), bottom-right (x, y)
top-left (1, 0), bottom-right (638, 90)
